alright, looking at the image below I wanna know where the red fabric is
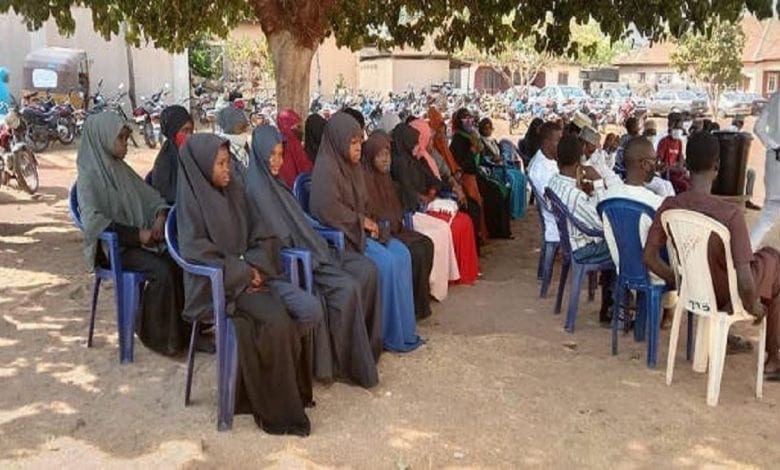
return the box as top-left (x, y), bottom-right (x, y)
top-left (276, 109), bottom-right (313, 188)
top-left (657, 136), bottom-right (683, 167)
top-left (427, 211), bottom-right (479, 285)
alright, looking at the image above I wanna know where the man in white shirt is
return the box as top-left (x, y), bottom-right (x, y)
top-left (602, 137), bottom-right (677, 327)
top-left (547, 134), bottom-right (615, 323)
top-left (528, 122), bottom-right (563, 243)
top-left (751, 92), bottom-right (780, 248)
top-left (580, 126), bottom-right (622, 187)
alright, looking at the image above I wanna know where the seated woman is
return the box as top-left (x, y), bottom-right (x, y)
top-left (362, 131), bottom-right (435, 318)
top-left (217, 106), bottom-right (251, 167)
top-left (397, 120), bottom-right (480, 285)
top-left (277, 109), bottom-right (313, 188)
top-left (450, 108), bottom-right (512, 240)
top-left (151, 105), bottom-right (194, 204)
top-left (177, 133), bottom-right (322, 436)
top-left (428, 106), bottom-right (485, 247)
top-left (479, 117), bottom-right (527, 220)
top-left (246, 124), bottom-right (382, 388)
top-left (304, 113), bottom-right (327, 164)
top-left (311, 112), bottom-right (422, 353)
top-left (76, 112), bottom-right (187, 356)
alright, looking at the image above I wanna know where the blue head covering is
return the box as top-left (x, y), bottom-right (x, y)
top-left (0, 68), bottom-right (12, 113)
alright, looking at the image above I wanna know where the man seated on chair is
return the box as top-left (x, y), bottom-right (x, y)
top-left (603, 137), bottom-right (678, 329)
top-left (528, 121), bottom-right (563, 245)
top-left (643, 132), bottom-right (780, 378)
top-left (547, 134), bottom-right (616, 324)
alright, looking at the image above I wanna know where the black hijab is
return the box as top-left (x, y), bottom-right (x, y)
top-left (152, 105), bottom-right (193, 203)
top-left (390, 122), bottom-right (440, 211)
top-left (246, 125), bottom-right (331, 268)
top-left (310, 112), bottom-right (368, 252)
top-left (304, 113), bottom-right (327, 163)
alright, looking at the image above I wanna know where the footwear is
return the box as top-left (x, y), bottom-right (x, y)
top-left (726, 335), bottom-right (753, 354)
top-left (746, 200), bottom-right (762, 211)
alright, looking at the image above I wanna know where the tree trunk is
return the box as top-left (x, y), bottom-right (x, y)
top-left (122, 23), bottom-right (137, 110)
top-left (267, 30), bottom-right (315, 117)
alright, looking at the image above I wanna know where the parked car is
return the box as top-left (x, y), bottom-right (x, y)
top-left (647, 90), bottom-right (708, 118)
top-left (532, 85), bottom-right (590, 108)
top-left (717, 91), bottom-right (752, 117)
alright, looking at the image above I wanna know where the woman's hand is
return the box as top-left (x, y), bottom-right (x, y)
top-left (363, 217), bottom-right (380, 239)
top-left (139, 229), bottom-right (154, 246)
top-left (150, 212), bottom-right (167, 242)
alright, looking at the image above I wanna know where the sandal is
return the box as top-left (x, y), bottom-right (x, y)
top-left (726, 335), bottom-right (753, 354)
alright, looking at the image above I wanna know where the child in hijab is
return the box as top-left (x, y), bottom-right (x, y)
top-left (277, 109), bottom-right (313, 188)
top-left (76, 112), bottom-right (188, 356)
top-left (151, 105), bottom-right (194, 203)
top-left (217, 106), bottom-right (250, 167)
top-left (246, 124), bottom-right (382, 387)
top-left (311, 112), bottom-right (422, 353)
top-left (304, 113), bottom-right (327, 163)
top-left (176, 133), bottom-right (322, 435)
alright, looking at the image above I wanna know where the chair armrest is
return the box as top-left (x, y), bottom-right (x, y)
top-left (403, 211), bottom-right (414, 231)
top-left (315, 228), bottom-right (345, 253)
top-left (281, 248), bottom-right (314, 293)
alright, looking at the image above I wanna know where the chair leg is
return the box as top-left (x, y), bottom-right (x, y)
top-left (536, 242), bottom-right (544, 280)
top-left (611, 285), bottom-right (624, 355)
top-left (646, 290), bottom-right (663, 368)
top-left (564, 265), bottom-right (586, 333)
top-left (757, 316), bottom-right (767, 400)
top-left (184, 320), bottom-right (199, 407)
top-left (666, 302), bottom-right (685, 385)
top-left (587, 271), bottom-right (597, 302)
top-left (706, 316), bottom-right (730, 407)
top-left (693, 316), bottom-right (710, 374)
top-left (554, 259), bottom-right (570, 314)
top-left (118, 275), bottom-right (140, 364)
top-left (87, 276), bottom-right (102, 348)
top-left (686, 311), bottom-right (694, 361)
top-left (217, 318), bottom-right (238, 432)
top-left (633, 291), bottom-right (646, 342)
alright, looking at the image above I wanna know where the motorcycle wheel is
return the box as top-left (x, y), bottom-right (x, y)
top-left (143, 121), bottom-right (157, 149)
top-left (14, 149), bottom-right (39, 194)
top-left (27, 128), bottom-right (49, 153)
top-left (57, 118), bottom-right (76, 145)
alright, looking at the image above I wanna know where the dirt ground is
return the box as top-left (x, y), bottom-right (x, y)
top-left (1, 120), bottom-right (779, 469)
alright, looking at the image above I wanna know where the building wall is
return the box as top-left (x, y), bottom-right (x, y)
top-left (617, 65), bottom-right (687, 89)
top-left (312, 37), bottom-right (358, 97)
top-left (391, 58), bottom-right (449, 93)
top-left (358, 58), bottom-right (394, 96)
top-left (0, 8), bottom-right (189, 105)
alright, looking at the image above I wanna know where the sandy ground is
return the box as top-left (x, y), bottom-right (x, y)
top-left (1, 120), bottom-right (780, 469)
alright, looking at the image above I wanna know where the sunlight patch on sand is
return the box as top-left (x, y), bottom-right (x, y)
top-left (0, 236), bottom-right (38, 245)
top-left (0, 267), bottom-right (66, 289)
top-left (387, 425), bottom-right (438, 450)
top-left (674, 445), bottom-right (761, 469)
top-left (0, 436), bottom-right (202, 468)
top-left (0, 337), bottom-right (19, 347)
top-left (263, 447), bottom-right (334, 469)
top-left (26, 226), bottom-right (73, 235)
top-left (4, 314), bottom-right (64, 331)
top-left (36, 363), bottom-right (100, 394)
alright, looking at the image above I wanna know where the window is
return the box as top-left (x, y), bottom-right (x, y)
top-left (657, 73), bottom-right (672, 85)
top-left (769, 74), bottom-right (778, 94)
top-left (638, 72), bottom-right (646, 84)
top-left (449, 69), bottom-right (461, 89)
top-left (557, 72), bottom-right (569, 85)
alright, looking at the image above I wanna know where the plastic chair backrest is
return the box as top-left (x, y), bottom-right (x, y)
top-left (597, 198), bottom-right (656, 285)
top-left (165, 207), bottom-right (224, 279)
top-left (660, 209), bottom-right (742, 317)
top-left (498, 138), bottom-right (524, 171)
top-left (544, 188), bottom-right (574, 258)
top-left (68, 183), bottom-right (84, 230)
top-left (545, 186), bottom-right (605, 239)
top-left (292, 172), bottom-right (312, 214)
top-left (528, 176), bottom-right (550, 235)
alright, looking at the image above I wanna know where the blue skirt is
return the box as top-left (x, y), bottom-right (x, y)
top-left (507, 168), bottom-right (527, 219)
top-left (365, 238), bottom-right (422, 352)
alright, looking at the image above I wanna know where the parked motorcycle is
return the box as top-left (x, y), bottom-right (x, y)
top-left (19, 90), bottom-right (77, 153)
top-left (133, 84), bottom-right (169, 148)
top-left (1, 99), bottom-right (40, 194)
top-left (90, 80), bottom-right (138, 148)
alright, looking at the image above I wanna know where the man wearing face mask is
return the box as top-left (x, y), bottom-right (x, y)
top-left (602, 137), bottom-right (678, 328)
top-left (151, 105), bottom-right (195, 204)
top-left (217, 106), bottom-right (250, 168)
top-left (657, 112), bottom-right (690, 193)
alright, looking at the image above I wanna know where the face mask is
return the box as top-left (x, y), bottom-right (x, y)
top-left (230, 134), bottom-right (248, 149)
top-left (671, 129), bottom-right (683, 140)
top-left (174, 131), bottom-right (189, 149)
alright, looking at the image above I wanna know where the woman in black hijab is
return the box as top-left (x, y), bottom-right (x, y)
top-left (151, 105), bottom-right (194, 203)
top-left (245, 124), bottom-right (382, 387)
top-left (176, 133), bottom-right (321, 435)
top-left (362, 131), bottom-right (434, 319)
top-left (304, 113), bottom-right (327, 163)
top-left (518, 117), bottom-right (544, 166)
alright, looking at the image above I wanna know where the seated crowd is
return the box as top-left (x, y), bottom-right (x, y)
top-left (74, 103), bottom-right (529, 435)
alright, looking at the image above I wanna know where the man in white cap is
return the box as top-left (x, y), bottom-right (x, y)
top-left (752, 92), bottom-right (780, 248)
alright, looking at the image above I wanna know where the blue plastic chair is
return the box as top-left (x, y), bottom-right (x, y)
top-left (164, 207), bottom-right (313, 431)
top-left (528, 178), bottom-right (560, 298)
top-left (545, 188), bottom-right (615, 333)
top-left (597, 198), bottom-right (671, 367)
top-left (293, 172), bottom-right (351, 252)
top-left (68, 184), bottom-right (145, 364)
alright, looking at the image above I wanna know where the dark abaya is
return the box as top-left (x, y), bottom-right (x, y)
top-left (363, 131), bottom-right (434, 319)
top-left (151, 105), bottom-right (193, 204)
top-left (246, 124), bottom-right (381, 387)
top-left (76, 112), bottom-right (187, 356)
top-left (176, 133), bottom-right (316, 436)
top-left (304, 113), bottom-right (327, 163)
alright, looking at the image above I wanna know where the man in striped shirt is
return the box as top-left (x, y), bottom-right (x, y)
top-left (547, 134), bottom-right (616, 322)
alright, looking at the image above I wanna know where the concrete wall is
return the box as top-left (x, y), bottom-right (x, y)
top-left (392, 58), bottom-right (449, 92)
top-left (0, 8), bottom-right (189, 106)
top-left (358, 57), bottom-right (394, 96)
top-left (312, 37), bottom-right (358, 97)
top-left (617, 65), bottom-right (687, 89)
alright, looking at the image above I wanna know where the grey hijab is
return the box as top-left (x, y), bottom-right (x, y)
top-left (246, 125), bottom-right (331, 268)
top-left (310, 112), bottom-right (368, 252)
top-left (76, 112), bottom-right (167, 270)
top-left (217, 106), bottom-right (248, 134)
top-left (176, 133), bottom-right (282, 321)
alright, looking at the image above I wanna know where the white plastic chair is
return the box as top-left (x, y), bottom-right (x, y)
top-left (661, 209), bottom-right (766, 407)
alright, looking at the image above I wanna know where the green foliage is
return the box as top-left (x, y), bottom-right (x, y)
top-left (568, 19), bottom-right (630, 67)
top-left (224, 35), bottom-right (274, 91)
top-left (189, 34), bottom-right (221, 80)
top-left (670, 18), bottom-right (745, 113)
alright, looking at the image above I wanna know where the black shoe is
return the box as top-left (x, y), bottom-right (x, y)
top-left (746, 200), bottom-right (762, 211)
